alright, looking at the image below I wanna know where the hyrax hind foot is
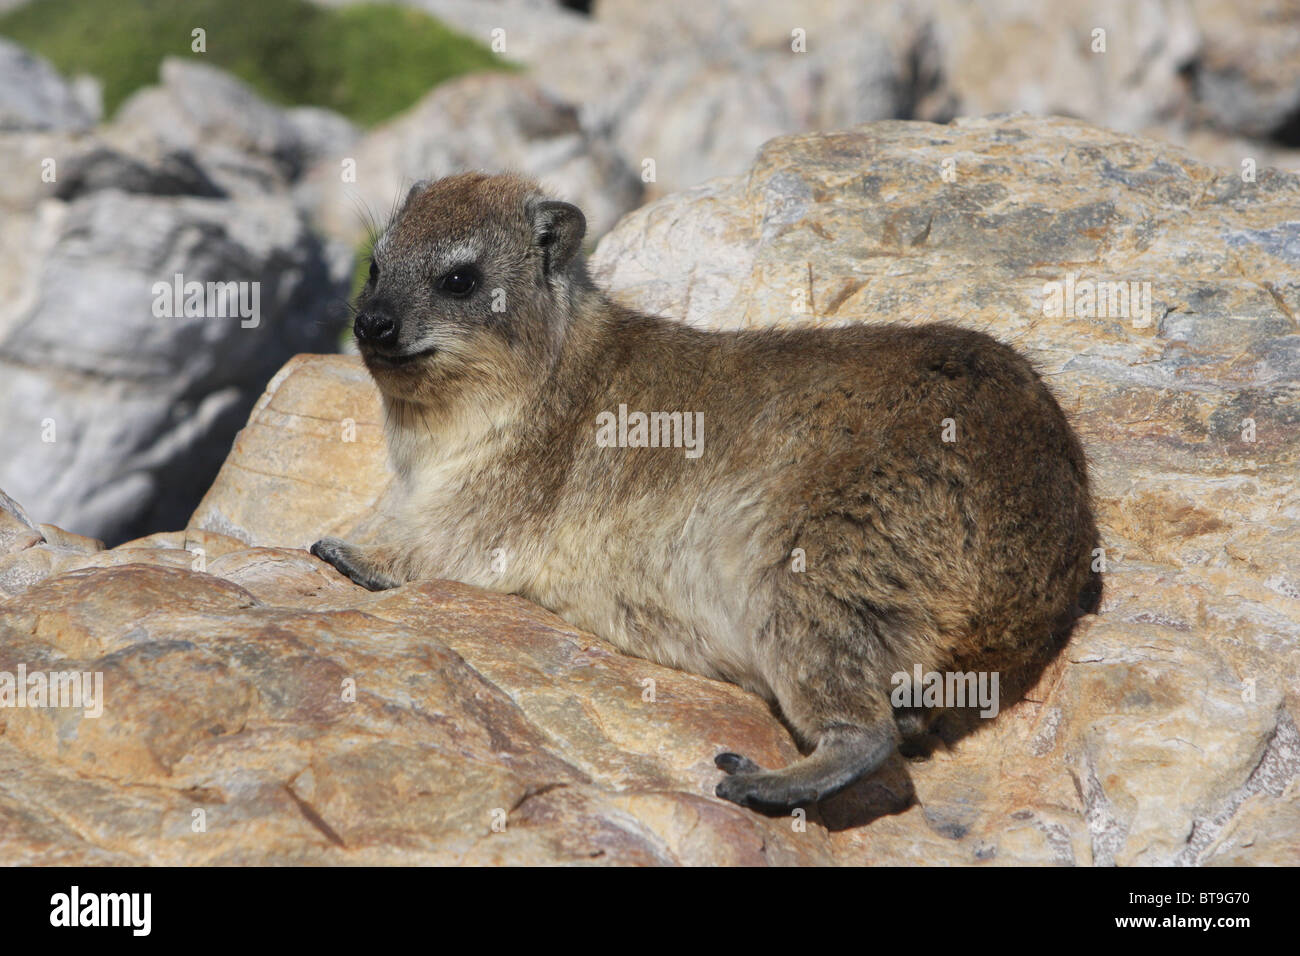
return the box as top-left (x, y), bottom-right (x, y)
top-left (310, 537), bottom-right (401, 592)
top-left (714, 724), bottom-right (895, 811)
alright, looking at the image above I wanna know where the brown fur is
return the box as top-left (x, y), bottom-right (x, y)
top-left (312, 172), bottom-right (1101, 811)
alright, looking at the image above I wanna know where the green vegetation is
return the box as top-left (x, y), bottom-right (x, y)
top-left (0, 0), bottom-right (510, 124)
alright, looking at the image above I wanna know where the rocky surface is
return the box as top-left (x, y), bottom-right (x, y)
top-left (3, 115), bottom-right (1296, 865)
top-left (0, 188), bottom-right (349, 545)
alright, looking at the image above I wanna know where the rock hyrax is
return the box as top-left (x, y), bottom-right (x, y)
top-left (312, 172), bottom-right (1100, 811)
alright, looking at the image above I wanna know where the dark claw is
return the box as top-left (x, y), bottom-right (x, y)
top-left (715, 752), bottom-right (761, 775)
top-left (310, 538), bottom-right (391, 591)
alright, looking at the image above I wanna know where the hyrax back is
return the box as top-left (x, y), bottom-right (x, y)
top-left (312, 173), bottom-right (1100, 812)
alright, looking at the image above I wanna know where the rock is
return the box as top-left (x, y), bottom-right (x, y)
top-left (0, 50), bottom-right (357, 546)
top-left (297, 71), bottom-right (642, 246)
top-left (1202, 779), bottom-right (1300, 865)
top-left (106, 58), bottom-right (361, 198)
top-left (0, 36), bottom-right (100, 132)
top-left (189, 354), bottom-right (391, 549)
top-left (0, 489), bottom-right (43, 556)
top-left (911, 0), bottom-right (1300, 168)
top-left (0, 188), bottom-right (350, 545)
top-left (919, 0), bottom-right (1200, 139)
top-left (1187, 0), bottom-right (1300, 143)
top-left (531, 0), bottom-right (924, 197)
top-left (53, 147), bottom-right (226, 201)
top-left (6, 115), bottom-right (1300, 865)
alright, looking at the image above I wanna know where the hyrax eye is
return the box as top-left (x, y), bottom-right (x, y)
top-left (368, 259), bottom-right (379, 284)
top-left (438, 266), bottom-right (479, 298)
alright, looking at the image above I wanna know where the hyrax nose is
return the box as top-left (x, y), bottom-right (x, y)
top-left (354, 308), bottom-right (399, 348)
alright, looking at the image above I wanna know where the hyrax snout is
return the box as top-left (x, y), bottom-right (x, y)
top-left (312, 172), bottom-right (1101, 812)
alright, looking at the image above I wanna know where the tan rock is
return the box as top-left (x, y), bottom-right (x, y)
top-left (188, 353), bottom-right (391, 549)
top-left (0, 534), bottom-right (827, 864)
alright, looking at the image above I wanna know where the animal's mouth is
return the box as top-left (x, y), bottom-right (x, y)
top-left (362, 346), bottom-right (438, 369)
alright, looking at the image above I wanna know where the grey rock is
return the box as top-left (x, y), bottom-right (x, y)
top-left (53, 148), bottom-right (225, 201)
top-left (0, 190), bottom-right (349, 543)
top-left (0, 36), bottom-right (100, 132)
top-left (106, 58), bottom-right (360, 197)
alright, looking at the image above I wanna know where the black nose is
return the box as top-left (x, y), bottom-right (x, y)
top-left (354, 309), bottom-right (398, 347)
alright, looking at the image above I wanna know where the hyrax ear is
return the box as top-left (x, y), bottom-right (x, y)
top-left (532, 200), bottom-right (586, 275)
top-left (397, 179), bottom-right (431, 214)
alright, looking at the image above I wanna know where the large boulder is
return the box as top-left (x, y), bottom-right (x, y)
top-left (2, 115), bottom-right (1297, 865)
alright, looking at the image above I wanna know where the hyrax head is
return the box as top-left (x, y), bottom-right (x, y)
top-left (354, 172), bottom-right (586, 405)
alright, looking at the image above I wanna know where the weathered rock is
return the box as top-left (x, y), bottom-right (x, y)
top-left (297, 71), bottom-right (642, 246)
top-left (0, 36), bottom-right (100, 133)
top-left (0, 187), bottom-right (350, 545)
top-left (919, 0), bottom-right (1199, 139)
top-left (189, 354), bottom-right (391, 549)
top-left (0, 46), bottom-right (361, 547)
top-left (913, 0), bottom-right (1300, 171)
top-left (0, 496), bottom-right (829, 864)
top-left (52, 147), bottom-right (225, 201)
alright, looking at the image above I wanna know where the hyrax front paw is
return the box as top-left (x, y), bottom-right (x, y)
top-left (309, 537), bottom-right (396, 592)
